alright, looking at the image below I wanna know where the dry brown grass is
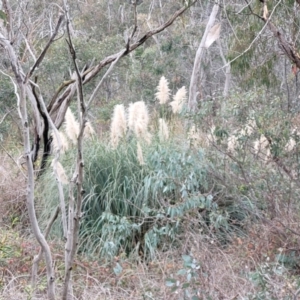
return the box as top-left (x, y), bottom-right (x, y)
top-left (1, 157), bottom-right (300, 299)
top-left (0, 154), bottom-right (26, 228)
top-left (1, 214), bottom-right (300, 300)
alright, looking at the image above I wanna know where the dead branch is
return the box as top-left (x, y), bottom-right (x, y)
top-left (25, 14), bottom-right (64, 82)
top-left (49, 1), bottom-right (198, 128)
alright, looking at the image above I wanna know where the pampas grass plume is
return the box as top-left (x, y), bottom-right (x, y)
top-left (51, 160), bottom-right (69, 185)
top-left (51, 131), bottom-right (69, 153)
top-left (136, 142), bottom-right (145, 165)
top-left (156, 76), bottom-right (170, 105)
top-left (110, 104), bottom-right (127, 148)
top-left (227, 135), bottom-right (237, 153)
top-left (188, 125), bottom-right (207, 147)
top-left (254, 135), bottom-right (271, 159)
top-left (158, 118), bottom-right (169, 141)
top-left (170, 86), bottom-right (187, 114)
top-left (84, 121), bottom-right (96, 139)
top-left (128, 101), bottom-right (151, 142)
top-left (65, 107), bottom-right (80, 144)
top-left (285, 138), bottom-right (296, 152)
top-left (245, 119), bottom-right (256, 135)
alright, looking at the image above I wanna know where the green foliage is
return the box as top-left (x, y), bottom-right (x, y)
top-left (0, 10), bottom-right (7, 25)
top-left (39, 131), bottom-right (248, 260)
top-left (0, 76), bottom-right (20, 143)
top-left (246, 260), bottom-right (294, 300)
top-left (40, 139), bottom-right (204, 258)
top-left (97, 99), bottom-right (121, 122)
top-left (225, 9), bottom-right (280, 90)
top-left (166, 254), bottom-right (201, 300)
top-left (198, 89), bottom-right (300, 214)
top-left (0, 76), bottom-right (15, 110)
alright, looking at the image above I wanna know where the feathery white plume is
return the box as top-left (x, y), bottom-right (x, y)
top-left (158, 118), bottom-right (169, 141)
top-left (51, 131), bottom-right (69, 153)
top-left (137, 142), bottom-right (145, 165)
top-left (188, 125), bottom-right (208, 147)
top-left (84, 121), bottom-right (96, 139)
top-left (51, 160), bottom-right (69, 185)
top-left (143, 132), bottom-right (152, 145)
top-left (110, 104), bottom-right (127, 148)
top-left (155, 76), bottom-right (170, 105)
top-left (227, 135), bottom-right (237, 153)
top-left (128, 101), bottom-right (151, 143)
top-left (244, 119), bottom-right (256, 135)
top-left (254, 135), bottom-right (271, 159)
top-left (285, 138), bottom-right (296, 152)
top-left (170, 86), bottom-right (187, 114)
top-left (65, 107), bottom-right (79, 144)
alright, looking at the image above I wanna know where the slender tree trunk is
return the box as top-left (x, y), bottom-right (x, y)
top-left (188, 2), bottom-right (220, 111)
top-left (217, 38), bottom-right (231, 97)
top-left (0, 31), bottom-right (57, 299)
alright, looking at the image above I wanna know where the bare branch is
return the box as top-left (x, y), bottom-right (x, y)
top-left (49, 1), bottom-right (198, 128)
top-left (87, 49), bottom-right (126, 108)
top-left (62, 7), bottom-right (86, 298)
top-left (0, 26), bottom-right (56, 300)
top-left (31, 206), bottom-right (60, 290)
top-left (0, 144), bottom-right (27, 179)
top-left (217, 0), bottom-right (282, 72)
top-left (25, 14), bottom-right (64, 82)
top-left (126, 0), bottom-right (138, 52)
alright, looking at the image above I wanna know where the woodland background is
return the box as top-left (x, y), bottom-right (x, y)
top-left (1, 0), bottom-right (300, 299)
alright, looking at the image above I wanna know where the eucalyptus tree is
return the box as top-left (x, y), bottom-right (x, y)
top-left (224, 0), bottom-right (300, 110)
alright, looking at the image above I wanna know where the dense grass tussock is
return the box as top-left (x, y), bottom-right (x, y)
top-left (38, 133), bottom-right (251, 260)
top-left (37, 89), bottom-right (300, 265)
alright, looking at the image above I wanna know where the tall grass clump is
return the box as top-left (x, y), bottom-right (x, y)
top-left (37, 88), bottom-right (262, 261)
top-left (40, 131), bottom-right (244, 260)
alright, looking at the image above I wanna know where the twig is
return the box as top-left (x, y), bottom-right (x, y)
top-left (126, 0), bottom-right (138, 52)
top-left (294, 287), bottom-right (300, 300)
top-left (0, 144), bottom-right (27, 179)
top-left (25, 14), bottom-right (64, 82)
top-left (0, 110), bottom-right (11, 126)
top-left (49, 0), bottom-right (199, 128)
top-left (276, 220), bottom-right (300, 238)
top-left (0, 69), bottom-right (22, 124)
top-left (87, 49), bottom-right (126, 108)
top-left (216, 0), bottom-right (282, 71)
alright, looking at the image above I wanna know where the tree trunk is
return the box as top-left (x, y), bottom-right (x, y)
top-left (188, 2), bottom-right (220, 111)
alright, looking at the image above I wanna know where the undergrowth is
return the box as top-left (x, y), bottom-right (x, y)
top-left (3, 89), bottom-right (300, 298)
top-left (39, 134), bottom-right (251, 261)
